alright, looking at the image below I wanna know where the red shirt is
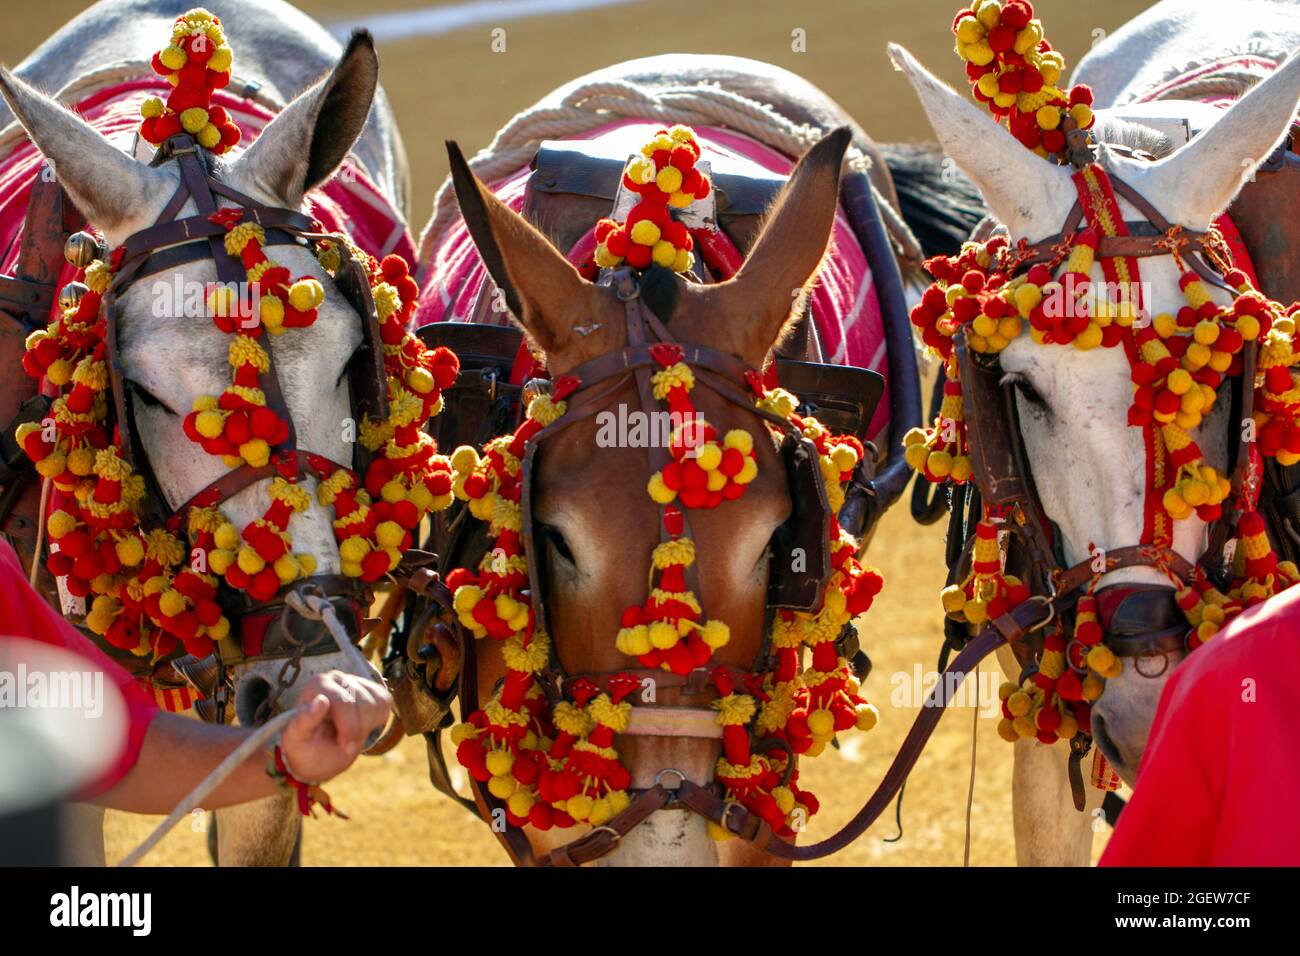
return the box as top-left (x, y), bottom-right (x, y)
top-left (1101, 585), bottom-right (1300, 866)
top-left (0, 541), bottom-right (158, 795)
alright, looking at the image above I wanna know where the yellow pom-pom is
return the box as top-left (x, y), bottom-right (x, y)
top-left (197, 124), bottom-right (221, 150)
top-left (375, 520), bottom-right (405, 549)
top-left (630, 220), bottom-right (661, 247)
top-left (179, 107), bottom-right (209, 135)
top-left (735, 456), bottom-right (759, 485)
top-left (647, 472), bottom-right (677, 504)
top-left (655, 166), bottom-right (684, 194)
top-left (46, 359), bottom-right (73, 386)
top-left (259, 294), bottom-right (284, 331)
top-left (237, 546), bottom-right (265, 575)
top-left (940, 584), bottom-right (967, 614)
top-left (1036, 105), bottom-right (1061, 131)
top-left (140, 96), bottom-right (165, 119)
top-left (855, 703), bottom-right (879, 732)
top-left (273, 554), bottom-right (300, 584)
top-left (66, 446), bottom-right (95, 476)
top-left (807, 708), bottom-right (835, 738)
top-left (159, 589), bottom-right (187, 617)
top-left (209, 549), bottom-right (234, 575)
top-left (208, 46), bottom-right (232, 73)
top-left (239, 438), bottom-right (270, 468)
top-left (288, 278), bottom-right (324, 312)
top-left (487, 773), bottom-right (516, 800)
top-left (651, 240), bottom-right (677, 267)
top-left (160, 44), bottom-right (187, 70)
top-left (1007, 690), bottom-right (1032, 718)
top-left (566, 793), bottom-right (594, 822)
top-left (115, 535), bottom-right (144, 567)
top-left (700, 619), bottom-right (730, 649)
top-left (648, 621), bottom-right (679, 650)
top-left (47, 510), bottom-right (77, 540)
top-left (485, 749), bottom-right (514, 777)
top-left (694, 443), bottom-right (723, 471)
top-left (339, 536), bottom-right (370, 563)
top-left (195, 409), bottom-right (225, 439)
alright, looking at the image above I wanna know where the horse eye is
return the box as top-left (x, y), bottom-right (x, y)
top-left (130, 382), bottom-right (175, 415)
top-left (541, 524), bottom-right (575, 563)
top-left (1003, 372), bottom-right (1048, 412)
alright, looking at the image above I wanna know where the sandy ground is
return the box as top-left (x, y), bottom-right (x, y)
top-left (0, 0), bottom-right (1150, 865)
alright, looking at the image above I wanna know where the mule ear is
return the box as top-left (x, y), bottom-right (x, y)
top-left (0, 66), bottom-right (170, 241)
top-left (1147, 48), bottom-right (1300, 227)
top-left (698, 126), bottom-right (850, 366)
top-left (887, 43), bottom-right (1075, 240)
top-left (446, 140), bottom-right (599, 355)
top-left (230, 30), bottom-right (378, 207)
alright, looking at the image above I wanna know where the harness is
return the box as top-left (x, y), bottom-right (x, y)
top-left (0, 131), bottom-right (399, 700)
top-left (108, 135), bottom-right (391, 644)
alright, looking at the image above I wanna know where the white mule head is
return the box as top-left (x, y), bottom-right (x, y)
top-left (891, 43), bottom-right (1300, 781)
top-left (0, 34), bottom-right (384, 693)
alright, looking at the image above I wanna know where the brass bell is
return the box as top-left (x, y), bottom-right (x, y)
top-left (521, 377), bottom-right (553, 406)
top-left (64, 230), bottom-right (104, 269)
top-left (58, 281), bottom-right (89, 312)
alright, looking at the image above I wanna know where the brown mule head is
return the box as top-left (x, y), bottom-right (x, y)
top-left (447, 127), bottom-right (850, 865)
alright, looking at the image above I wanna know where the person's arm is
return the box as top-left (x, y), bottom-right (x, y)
top-left (94, 670), bottom-right (390, 814)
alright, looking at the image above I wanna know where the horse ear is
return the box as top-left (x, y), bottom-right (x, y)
top-left (0, 66), bottom-right (169, 241)
top-left (887, 43), bottom-right (1076, 240)
top-left (230, 30), bottom-right (378, 207)
top-left (1146, 48), bottom-right (1300, 227)
top-left (696, 126), bottom-right (851, 366)
top-left (445, 139), bottom-right (599, 355)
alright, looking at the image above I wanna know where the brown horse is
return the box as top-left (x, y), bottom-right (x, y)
top-left (411, 56), bottom-right (980, 866)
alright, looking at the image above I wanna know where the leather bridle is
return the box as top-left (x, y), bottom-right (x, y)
top-left (60, 133), bottom-right (393, 668)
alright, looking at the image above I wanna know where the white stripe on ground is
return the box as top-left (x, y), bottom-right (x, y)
top-left (328, 0), bottom-right (643, 42)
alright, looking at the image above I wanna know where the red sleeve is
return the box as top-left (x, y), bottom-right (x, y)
top-left (0, 541), bottom-right (158, 794)
top-left (1099, 662), bottom-right (1221, 866)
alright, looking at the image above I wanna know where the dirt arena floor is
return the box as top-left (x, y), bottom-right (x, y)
top-left (0, 0), bottom-right (1151, 866)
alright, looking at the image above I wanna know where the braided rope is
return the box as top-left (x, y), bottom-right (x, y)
top-left (418, 78), bottom-right (918, 267)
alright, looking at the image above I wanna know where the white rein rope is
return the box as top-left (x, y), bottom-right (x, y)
top-left (418, 78), bottom-right (919, 267)
top-left (116, 589), bottom-right (366, 866)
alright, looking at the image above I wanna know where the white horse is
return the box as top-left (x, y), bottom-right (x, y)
top-left (0, 0), bottom-right (405, 865)
top-left (889, 3), bottom-right (1300, 865)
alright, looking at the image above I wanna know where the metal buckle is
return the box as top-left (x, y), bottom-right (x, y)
top-left (654, 768), bottom-right (687, 790)
top-left (720, 799), bottom-right (746, 836)
top-left (587, 825), bottom-right (622, 845)
top-left (1021, 594), bottom-right (1057, 634)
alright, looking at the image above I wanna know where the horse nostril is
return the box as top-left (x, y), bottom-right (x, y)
top-left (234, 675), bottom-right (273, 726)
top-left (1091, 713), bottom-right (1126, 772)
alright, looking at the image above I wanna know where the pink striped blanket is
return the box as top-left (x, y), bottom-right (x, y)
top-left (415, 120), bottom-right (890, 441)
top-left (0, 76), bottom-right (415, 311)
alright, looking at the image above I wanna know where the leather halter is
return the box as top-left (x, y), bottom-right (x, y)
top-left (90, 134), bottom-right (388, 641)
top-left (445, 264), bottom-right (872, 866)
top-left (961, 166), bottom-right (1255, 661)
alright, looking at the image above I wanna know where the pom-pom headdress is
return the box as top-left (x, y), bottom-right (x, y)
top-left (907, 3), bottom-right (1300, 743)
top-left (592, 125), bottom-right (712, 274)
top-left (138, 8), bottom-right (241, 153)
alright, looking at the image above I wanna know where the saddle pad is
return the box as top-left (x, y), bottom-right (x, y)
top-left (0, 76), bottom-right (416, 328)
top-left (416, 119), bottom-right (890, 442)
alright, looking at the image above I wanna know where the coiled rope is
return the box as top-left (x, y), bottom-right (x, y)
top-left (418, 78), bottom-right (920, 267)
